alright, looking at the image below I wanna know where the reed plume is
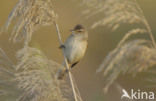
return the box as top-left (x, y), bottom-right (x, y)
top-left (0, 46), bottom-right (75, 101)
top-left (16, 46), bottom-right (71, 101)
top-left (4, 0), bottom-right (56, 46)
top-left (0, 48), bottom-right (20, 101)
top-left (97, 40), bottom-right (156, 92)
top-left (82, 0), bottom-right (156, 46)
top-left (86, 0), bottom-right (156, 92)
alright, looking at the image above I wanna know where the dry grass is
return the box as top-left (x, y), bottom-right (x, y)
top-left (83, 0), bottom-right (148, 29)
top-left (1, 0), bottom-right (156, 100)
top-left (88, 0), bottom-right (156, 92)
top-left (0, 48), bottom-right (20, 101)
top-left (4, 0), bottom-right (56, 46)
top-left (0, 47), bottom-right (76, 101)
top-left (15, 46), bottom-right (71, 101)
top-left (97, 40), bottom-right (156, 92)
top-left (83, 0), bottom-right (156, 46)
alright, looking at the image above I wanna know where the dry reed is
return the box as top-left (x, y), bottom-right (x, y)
top-left (0, 48), bottom-right (20, 101)
top-left (0, 46), bottom-right (75, 101)
top-left (2, 0), bottom-right (156, 99)
top-left (86, 0), bottom-right (156, 92)
top-left (4, 0), bottom-right (56, 46)
top-left (97, 40), bottom-right (156, 92)
top-left (83, 0), bottom-right (156, 47)
top-left (15, 46), bottom-right (72, 101)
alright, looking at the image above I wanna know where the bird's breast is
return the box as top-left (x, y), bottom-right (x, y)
top-left (65, 38), bottom-right (87, 64)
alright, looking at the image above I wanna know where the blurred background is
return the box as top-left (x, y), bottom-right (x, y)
top-left (0, 0), bottom-right (156, 101)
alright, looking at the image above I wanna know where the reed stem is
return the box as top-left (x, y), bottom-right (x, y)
top-left (53, 21), bottom-right (78, 101)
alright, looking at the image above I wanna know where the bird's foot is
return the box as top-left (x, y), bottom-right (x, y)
top-left (59, 44), bottom-right (65, 49)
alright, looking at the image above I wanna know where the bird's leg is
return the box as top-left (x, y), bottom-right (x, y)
top-left (71, 62), bottom-right (79, 68)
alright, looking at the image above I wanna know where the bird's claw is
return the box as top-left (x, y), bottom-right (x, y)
top-left (59, 44), bottom-right (65, 49)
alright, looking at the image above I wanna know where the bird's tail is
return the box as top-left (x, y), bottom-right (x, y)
top-left (57, 68), bottom-right (68, 80)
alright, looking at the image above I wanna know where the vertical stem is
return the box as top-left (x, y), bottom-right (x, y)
top-left (53, 21), bottom-right (78, 101)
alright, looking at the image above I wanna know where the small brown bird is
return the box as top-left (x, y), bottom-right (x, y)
top-left (57, 24), bottom-right (88, 79)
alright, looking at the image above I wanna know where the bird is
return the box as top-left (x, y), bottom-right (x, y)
top-left (57, 24), bottom-right (88, 79)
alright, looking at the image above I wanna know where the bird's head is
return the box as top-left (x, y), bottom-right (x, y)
top-left (71, 24), bottom-right (85, 33)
